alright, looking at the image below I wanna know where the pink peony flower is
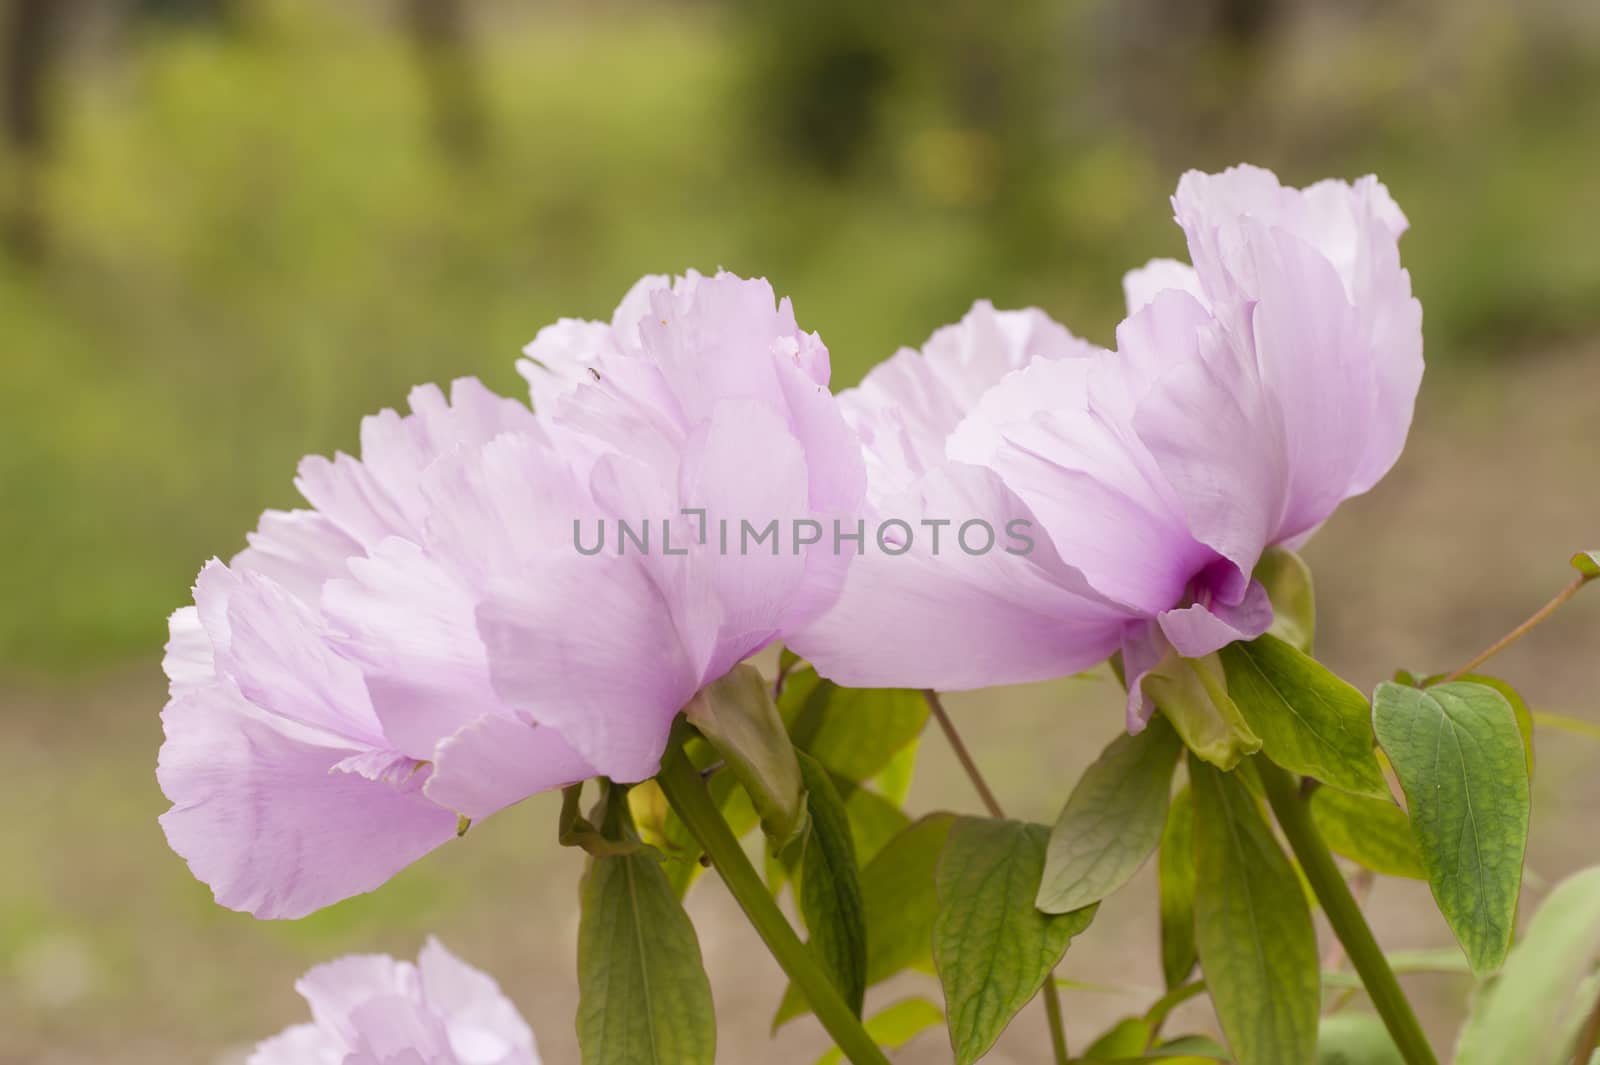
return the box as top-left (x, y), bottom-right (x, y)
top-left (249, 938), bottom-right (538, 1065)
top-left (787, 300), bottom-right (1136, 690)
top-left (159, 272), bottom-right (865, 918)
top-left (800, 166), bottom-right (1422, 731)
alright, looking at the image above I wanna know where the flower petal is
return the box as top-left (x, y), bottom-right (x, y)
top-left (248, 1023), bottom-right (344, 1065)
top-left (218, 569), bottom-right (387, 749)
top-left (419, 936), bottom-right (541, 1065)
top-left (425, 713), bottom-right (592, 821)
top-left (843, 300), bottom-right (1098, 496)
top-left (323, 538), bottom-right (505, 760)
top-left (1130, 300), bottom-right (1288, 582)
top-left (1122, 257), bottom-right (1206, 316)
top-left (233, 509), bottom-right (362, 603)
top-left (951, 337), bottom-right (1213, 615)
top-left (1156, 579), bottom-right (1273, 659)
top-left (793, 463), bottom-right (1131, 690)
top-left (476, 552), bottom-right (696, 783)
top-left (157, 691), bottom-right (458, 919)
top-left (297, 378), bottom-right (539, 550)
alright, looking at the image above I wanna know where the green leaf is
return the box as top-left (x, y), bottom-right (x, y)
top-left (874, 736), bottom-right (920, 806)
top-left (1083, 1016), bottom-right (1155, 1058)
top-left (1371, 681), bottom-right (1530, 973)
top-left (933, 817), bottom-right (1097, 1065)
top-left (1308, 787), bottom-right (1425, 880)
top-left (1159, 787), bottom-right (1199, 989)
top-left (1144, 653), bottom-right (1261, 770)
top-left (1454, 864), bottom-right (1600, 1065)
top-left (1220, 635), bottom-right (1387, 799)
top-left (791, 750), bottom-right (867, 1017)
top-left (1571, 550), bottom-right (1600, 579)
top-left (1255, 546), bottom-right (1316, 653)
top-left (813, 997), bottom-right (944, 1065)
top-left (1421, 672), bottom-right (1534, 774)
top-left (1143, 979), bottom-right (1206, 1034)
top-left (862, 813), bottom-right (955, 984)
top-left (780, 669), bottom-right (929, 785)
top-left (775, 812), bottom-right (955, 1028)
top-left (844, 784), bottom-right (912, 867)
top-left (577, 849), bottom-right (717, 1065)
top-left (1315, 1013), bottom-right (1403, 1065)
top-left (1190, 757), bottom-right (1319, 1065)
top-left (685, 664), bottom-right (807, 843)
top-left (1151, 1034), bottom-right (1231, 1058)
top-left (1038, 715), bottom-right (1183, 914)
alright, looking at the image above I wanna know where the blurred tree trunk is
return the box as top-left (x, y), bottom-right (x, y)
top-left (3, 0), bottom-right (69, 259)
top-left (402, 0), bottom-right (487, 163)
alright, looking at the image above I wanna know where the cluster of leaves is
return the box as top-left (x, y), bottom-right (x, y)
top-left (562, 551), bottom-right (1600, 1065)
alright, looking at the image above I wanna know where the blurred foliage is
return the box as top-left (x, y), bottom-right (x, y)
top-left (2, 0), bottom-right (1599, 673)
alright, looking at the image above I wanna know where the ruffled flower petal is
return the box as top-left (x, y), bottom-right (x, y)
top-left (253, 941), bottom-right (539, 1065)
top-left (158, 689), bottom-right (457, 919)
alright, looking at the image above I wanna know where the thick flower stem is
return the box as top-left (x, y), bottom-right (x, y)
top-left (656, 745), bottom-right (891, 1065)
top-left (924, 690), bottom-right (1070, 1065)
top-left (1256, 760), bottom-right (1440, 1065)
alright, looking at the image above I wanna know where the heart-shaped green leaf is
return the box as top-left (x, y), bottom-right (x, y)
top-left (1419, 672), bottom-right (1534, 773)
top-left (934, 817), bottom-right (1096, 1065)
top-left (1372, 681), bottom-right (1529, 973)
top-left (1037, 715), bottom-right (1182, 914)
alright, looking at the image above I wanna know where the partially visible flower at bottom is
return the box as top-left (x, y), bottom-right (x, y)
top-left (249, 938), bottom-right (539, 1065)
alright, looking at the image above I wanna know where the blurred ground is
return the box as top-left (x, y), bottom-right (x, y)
top-left (3, 0), bottom-right (1600, 1061)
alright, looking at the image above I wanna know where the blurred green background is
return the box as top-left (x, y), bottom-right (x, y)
top-left (3, 1), bottom-right (1599, 1062)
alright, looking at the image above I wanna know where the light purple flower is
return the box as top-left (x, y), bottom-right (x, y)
top-left (800, 166), bottom-right (1422, 730)
top-left (249, 938), bottom-right (538, 1065)
top-left (788, 300), bottom-right (1137, 689)
top-left (494, 270), bottom-right (866, 732)
top-left (160, 272), bottom-right (864, 918)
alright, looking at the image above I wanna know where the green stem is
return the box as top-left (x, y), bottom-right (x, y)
top-left (1257, 760), bottom-right (1440, 1065)
top-left (1040, 976), bottom-right (1070, 1065)
top-left (656, 745), bottom-right (891, 1065)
